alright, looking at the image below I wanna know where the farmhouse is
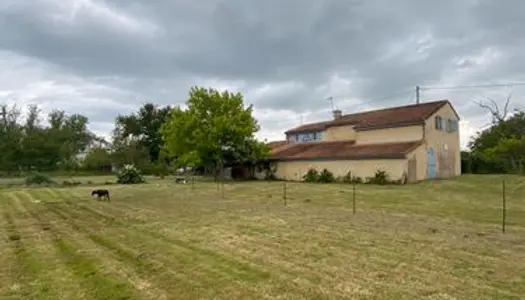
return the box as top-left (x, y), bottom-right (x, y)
top-left (267, 100), bottom-right (461, 182)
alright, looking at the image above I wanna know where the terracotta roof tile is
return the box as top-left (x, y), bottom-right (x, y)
top-left (267, 140), bottom-right (287, 150)
top-left (286, 100), bottom-right (456, 134)
top-left (270, 140), bottom-right (422, 160)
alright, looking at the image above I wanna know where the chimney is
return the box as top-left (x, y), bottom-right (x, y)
top-left (332, 109), bottom-right (342, 119)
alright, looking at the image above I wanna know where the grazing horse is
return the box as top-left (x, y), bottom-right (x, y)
top-left (91, 189), bottom-right (110, 201)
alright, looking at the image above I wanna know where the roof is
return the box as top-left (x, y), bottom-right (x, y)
top-left (285, 100), bottom-right (458, 134)
top-left (267, 140), bottom-right (287, 150)
top-left (270, 140), bottom-right (422, 161)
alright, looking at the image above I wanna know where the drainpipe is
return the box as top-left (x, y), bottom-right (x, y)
top-left (421, 121), bottom-right (426, 144)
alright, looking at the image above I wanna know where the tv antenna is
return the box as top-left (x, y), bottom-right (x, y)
top-left (326, 96), bottom-right (336, 111)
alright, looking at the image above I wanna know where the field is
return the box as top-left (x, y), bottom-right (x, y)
top-left (1, 175), bottom-right (524, 300)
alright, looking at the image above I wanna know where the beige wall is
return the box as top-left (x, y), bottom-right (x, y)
top-left (324, 125), bottom-right (356, 141)
top-left (356, 125), bottom-right (423, 145)
top-left (273, 159), bottom-right (408, 182)
top-left (424, 103), bottom-right (461, 177)
top-left (406, 144), bottom-right (427, 181)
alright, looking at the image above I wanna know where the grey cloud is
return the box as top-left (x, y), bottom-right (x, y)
top-left (1, 0), bottom-right (525, 146)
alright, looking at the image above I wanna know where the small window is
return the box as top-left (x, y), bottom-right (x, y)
top-left (446, 119), bottom-right (459, 132)
top-left (317, 131), bottom-right (324, 141)
top-left (446, 119), bottom-right (453, 132)
top-left (295, 134), bottom-right (299, 142)
top-left (435, 116), bottom-right (443, 130)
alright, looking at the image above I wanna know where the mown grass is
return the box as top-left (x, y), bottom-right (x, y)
top-left (0, 174), bottom-right (524, 299)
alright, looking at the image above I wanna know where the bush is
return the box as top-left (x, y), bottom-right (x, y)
top-left (116, 164), bottom-right (145, 184)
top-left (341, 170), bottom-right (363, 184)
top-left (351, 176), bottom-right (363, 184)
top-left (62, 180), bottom-right (82, 186)
top-left (25, 173), bottom-right (55, 186)
top-left (303, 168), bottom-right (319, 183)
top-left (265, 164), bottom-right (278, 181)
top-left (317, 168), bottom-right (335, 183)
top-left (365, 169), bottom-right (390, 185)
top-left (342, 170), bottom-right (353, 183)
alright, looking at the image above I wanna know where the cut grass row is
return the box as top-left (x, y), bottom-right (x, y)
top-left (1, 175), bottom-right (525, 299)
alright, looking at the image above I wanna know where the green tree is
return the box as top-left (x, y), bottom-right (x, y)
top-left (0, 104), bottom-right (24, 174)
top-left (113, 103), bottom-right (172, 163)
top-left (468, 105), bottom-right (525, 173)
top-left (110, 133), bottom-right (151, 170)
top-left (0, 104), bottom-right (96, 174)
top-left (161, 86), bottom-right (269, 177)
top-left (46, 110), bottom-right (94, 170)
top-left (83, 147), bottom-right (113, 172)
top-left (20, 105), bottom-right (55, 171)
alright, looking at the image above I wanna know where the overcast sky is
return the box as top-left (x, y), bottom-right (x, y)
top-left (1, 0), bottom-right (525, 149)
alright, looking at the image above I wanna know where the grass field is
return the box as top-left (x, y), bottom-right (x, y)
top-left (1, 175), bottom-right (524, 299)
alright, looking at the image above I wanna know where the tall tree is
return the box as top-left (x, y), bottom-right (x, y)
top-left (83, 147), bottom-right (113, 172)
top-left (113, 103), bottom-right (171, 162)
top-left (0, 105), bottom-right (23, 173)
top-left (0, 105), bottom-right (95, 173)
top-left (20, 105), bottom-right (53, 170)
top-left (161, 86), bottom-right (269, 175)
top-left (46, 110), bottom-right (94, 169)
top-left (469, 95), bottom-right (525, 173)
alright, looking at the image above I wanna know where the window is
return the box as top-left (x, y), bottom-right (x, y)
top-left (316, 131), bottom-right (324, 141)
top-left (446, 119), bottom-right (459, 132)
top-left (435, 116), bottom-right (443, 130)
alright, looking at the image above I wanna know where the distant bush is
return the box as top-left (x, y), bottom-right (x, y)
top-left (365, 169), bottom-right (403, 185)
top-left (25, 173), bottom-right (55, 186)
top-left (62, 180), bottom-right (82, 186)
top-left (303, 168), bottom-right (319, 183)
top-left (264, 164), bottom-right (278, 181)
top-left (341, 170), bottom-right (363, 184)
top-left (351, 176), bottom-right (363, 184)
top-left (365, 169), bottom-right (389, 185)
top-left (116, 164), bottom-right (145, 184)
top-left (303, 168), bottom-right (335, 183)
top-left (317, 169), bottom-right (335, 183)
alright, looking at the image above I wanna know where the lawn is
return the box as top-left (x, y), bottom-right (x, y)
top-left (1, 175), bottom-right (524, 299)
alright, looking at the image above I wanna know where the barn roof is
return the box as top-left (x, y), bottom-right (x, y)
top-left (285, 99), bottom-right (458, 134)
top-left (269, 140), bottom-right (422, 161)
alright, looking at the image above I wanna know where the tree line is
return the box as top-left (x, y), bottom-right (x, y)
top-left (462, 96), bottom-right (525, 174)
top-left (0, 86), bottom-right (269, 177)
top-left (2, 88), bottom-right (521, 177)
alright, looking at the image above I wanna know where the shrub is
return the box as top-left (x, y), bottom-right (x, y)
top-left (303, 168), bottom-right (319, 183)
top-left (264, 164), bottom-right (278, 181)
top-left (341, 170), bottom-right (363, 184)
top-left (365, 169), bottom-right (390, 185)
top-left (317, 168), bottom-right (335, 183)
top-left (25, 173), bottom-right (55, 186)
top-left (351, 176), bottom-right (363, 184)
top-left (342, 170), bottom-right (353, 183)
top-left (62, 180), bottom-right (82, 186)
top-left (116, 164), bottom-right (145, 184)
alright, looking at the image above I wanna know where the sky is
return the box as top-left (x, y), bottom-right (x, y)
top-left (1, 0), bottom-right (525, 150)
